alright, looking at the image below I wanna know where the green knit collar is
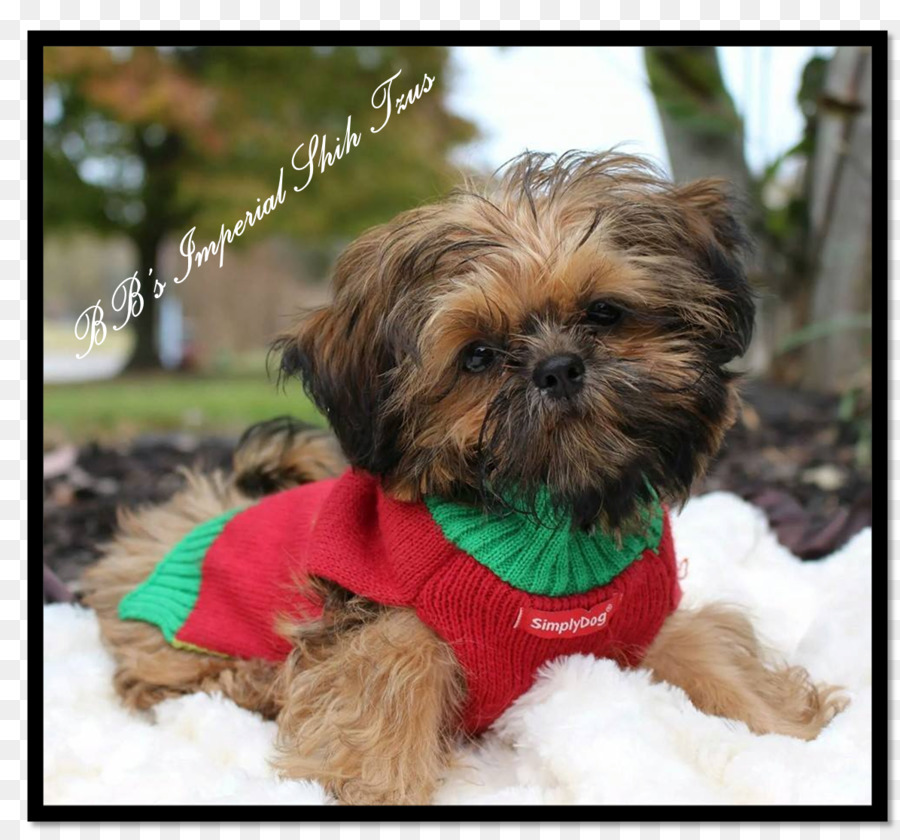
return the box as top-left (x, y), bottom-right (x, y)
top-left (425, 488), bottom-right (663, 597)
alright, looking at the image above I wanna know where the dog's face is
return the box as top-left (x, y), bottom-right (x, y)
top-left (278, 152), bottom-right (754, 530)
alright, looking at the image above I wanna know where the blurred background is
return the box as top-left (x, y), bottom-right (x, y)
top-left (42, 44), bottom-right (873, 592)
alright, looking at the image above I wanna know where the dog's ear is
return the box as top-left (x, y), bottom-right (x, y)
top-left (672, 179), bottom-right (756, 364)
top-left (274, 228), bottom-right (403, 476)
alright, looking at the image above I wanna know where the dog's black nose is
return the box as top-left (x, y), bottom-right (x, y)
top-left (532, 354), bottom-right (585, 399)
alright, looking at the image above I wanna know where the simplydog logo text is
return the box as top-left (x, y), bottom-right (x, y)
top-left (515, 595), bottom-right (623, 639)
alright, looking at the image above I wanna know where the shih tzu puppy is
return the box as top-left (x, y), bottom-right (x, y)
top-left (82, 151), bottom-right (845, 805)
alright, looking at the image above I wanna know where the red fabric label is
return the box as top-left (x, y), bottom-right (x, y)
top-left (514, 594), bottom-right (622, 639)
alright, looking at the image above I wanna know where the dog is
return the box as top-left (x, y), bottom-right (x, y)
top-left (82, 151), bottom-right (846, 805)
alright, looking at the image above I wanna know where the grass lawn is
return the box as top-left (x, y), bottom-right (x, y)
top-left (44, 319), bottom-right (134, 357)
top-left (43, 371), bottom-right (324, 444)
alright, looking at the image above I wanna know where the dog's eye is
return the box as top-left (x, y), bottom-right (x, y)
top-left (461, 344), bottom-right (498, 373)
top-left (585, 300), bottom-right (623, 327)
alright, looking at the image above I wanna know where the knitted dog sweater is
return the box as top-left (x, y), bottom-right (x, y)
top-left (119, 468), bottom-right (682, 734)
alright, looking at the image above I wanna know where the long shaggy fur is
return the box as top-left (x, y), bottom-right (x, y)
top-left (277, 151), bottom-right (755, 529)
top-left (642, 604), bottom-right (848, 740)
top-left (272, 595), bottom-right (464, 805)
top-left (85, 150), bottom-right (844, 806)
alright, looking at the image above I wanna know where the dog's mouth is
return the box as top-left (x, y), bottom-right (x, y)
top-left (473, 402), bottom-right (658, 531)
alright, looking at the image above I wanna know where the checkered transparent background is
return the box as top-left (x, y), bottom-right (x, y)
top-left (18, 2), bottom-right (890, 837)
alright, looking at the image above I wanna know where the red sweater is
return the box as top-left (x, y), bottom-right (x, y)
top-left (120, 470), bottom-right (681, 734)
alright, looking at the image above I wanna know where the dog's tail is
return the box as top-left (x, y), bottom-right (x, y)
top-left (232, 416), bottom-right (346, 498)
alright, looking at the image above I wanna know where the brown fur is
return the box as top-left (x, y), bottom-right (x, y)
top-left (84, 151), bottom-right (845, 806)
top-left (232, 416), bottom-right (346, 497)
top-left (277, 151), bottom-right (754, 529)
top-left (642, 604), bottom-right (847, 739)
top-left (272, 598), bottom-right (464, 805)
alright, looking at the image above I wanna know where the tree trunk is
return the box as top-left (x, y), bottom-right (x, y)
top-left (644, 46), bottom-right (753, 196)
top-left (122, 127), bottom-right (184, 373)
top-left (644, 46), bottom-right (779, 374)
top-left (123, 232), bottom-right (161, 372)
top-left (801, 46), bottom-right (872, 392)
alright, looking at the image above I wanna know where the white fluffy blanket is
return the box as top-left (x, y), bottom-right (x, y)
top-left (43, 492), bottom-right (872, 806)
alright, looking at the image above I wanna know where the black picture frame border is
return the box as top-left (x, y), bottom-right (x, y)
top-left (29, 26), bottom-right (888, 824)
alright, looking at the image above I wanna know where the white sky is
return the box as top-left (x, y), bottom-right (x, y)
top-left (446, 45), bottom-right (835, 178)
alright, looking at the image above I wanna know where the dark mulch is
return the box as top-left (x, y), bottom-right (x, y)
top-left (42, 382), bottom-right (872, 600)
top-left (42, 435), bottom-right (234, 590)
top-left (702, 380), bottom-right (871, 561)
